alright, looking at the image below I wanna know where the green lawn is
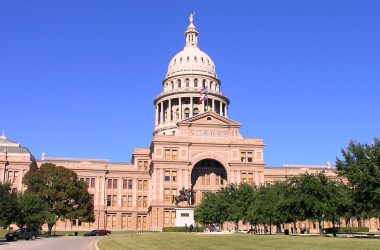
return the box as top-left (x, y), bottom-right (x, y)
top-left (98, 233), bottom-right (380, 250)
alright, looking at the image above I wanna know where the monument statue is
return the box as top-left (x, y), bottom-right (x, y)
top-left (189, 12), bottom-right (195, 23)
top-left (172, 188), bottom-right (193, 207)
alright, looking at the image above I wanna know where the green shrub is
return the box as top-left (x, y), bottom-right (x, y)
top-left (163, 227), bottom-right (204, 232)
top-left (324, 227), bottom-right (369, 234)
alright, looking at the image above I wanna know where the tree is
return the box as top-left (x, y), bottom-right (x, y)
top-left (16, 191), bottom-right (51, 228)
top-left (23, 163), bottom-right (95, 235)
top-left (336, 138), bottom-right (380, 236)
top-left (250, 182), bottom-right (282, 234)
top-left (195, 192), bottom-right (224, 226)
top-left (0, 182), bottom-right (19, 227)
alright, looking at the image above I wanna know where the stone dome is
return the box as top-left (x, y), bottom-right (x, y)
top-left (166, 46), bottom-right (217, 78)
top-left (165, 15), bottom-right (218, 79)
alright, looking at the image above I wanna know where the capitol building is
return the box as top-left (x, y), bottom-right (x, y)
top-left (2, 15), bottom-right (375, 232)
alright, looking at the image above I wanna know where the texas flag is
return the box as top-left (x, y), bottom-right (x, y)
top-left (199, 87), bottom-right (208, 102)
top-left (199, 93), bottom-right (208, 102)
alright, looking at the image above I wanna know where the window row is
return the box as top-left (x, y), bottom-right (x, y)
top-left (195, 130), bottom-right (230, 137)
top-left (138, 160), bottom-right (149, 171)
top-left (164, 210), bottom-right (176, 226)
top-left (199, 173), bottom-right (224, 186)
top-left (164, 188), bottom-right (178, 201)
top-left (165, 149), bottom-right (178, 160)
top-left (240, 151), bottom-right (253, 163)
top-left (241, 173), bottom-right (254, 184)
top-left (165, 78), bottom-right (219, 92)
top-left (80, 177), bottom-right (96, 188)
top-left (173, 56), bottom-right (210, 64)
top-left (107, 195), bottom-right (148, 208)
top-left (164, 170), bottom-right (177, 182)
top-left (107, 214), bottom-right (148, 229)
top-left (7, 171), bottom-right (19, 183)
top-left (107, 179), bottom-right (148, 190)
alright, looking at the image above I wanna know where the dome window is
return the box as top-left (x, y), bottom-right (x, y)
top-left (184, 108), bottom-right (190, 118)
top-left (207, 59), bottom-right (209, 64)
top-left (187, 56), bottom-right (190, 61)
top-left (180, 57), bottom-right (182, 62)
top-left (202, 79), bottom-right (206, 88)
top-left (194, 56), bottom-right (197, 61)
top-left (178, 79), bottom-right (181, 88)
top-left (193, 108), bottom-right (199, 116)
top-left (185, 78), bottom-right (190, 87)
top-left (174, 59), bottom-right (176, 64)
top-left (171, 81), bottom-right (174, 89)
top-left (194, 79), bottom-right (198, 88)
top-left (201, 57), bottom-right (204, 62)
top-left (207, 117), bottom-right (212, 121)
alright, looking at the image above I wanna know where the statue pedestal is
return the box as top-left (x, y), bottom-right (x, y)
top-left (175, 207), bottom-right (195, 227)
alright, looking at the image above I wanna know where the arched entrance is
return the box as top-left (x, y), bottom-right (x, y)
top-left (191, 159), bottom-right (227, 205)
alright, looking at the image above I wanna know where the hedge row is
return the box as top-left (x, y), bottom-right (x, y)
top-left (324, 227), bottom-right (369, 234)
top-left (163, 227), bottom-right (205, 232)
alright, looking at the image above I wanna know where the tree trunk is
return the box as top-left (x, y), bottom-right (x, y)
top-left (332, 215), bottom-right (336, 237)
top-left (269, 216), bottom-right (272, 235)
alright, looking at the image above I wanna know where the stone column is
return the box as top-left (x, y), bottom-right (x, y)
top-left (168, 99), bottom-right (172, 122)
top-left (179, 97), bottom-right (182, 120)
top-left (155, 104), bottom-right (159, 125)
top-left (219, 102), bottom-right (223, 116)
top-left (159, 169), bottom-right (164, 201)
top-left (190, 97), bottom-right (193, 116)
top-left (202, 100), bottom-right (205, 113)
top-left (160, 102), bottom-right (164, 123)
top-left (212, 99), bottom-right (215, 112)
top-left (225, 105), bottom-right (228, 118)
top-left (152, 169), bottom-right (156, 199)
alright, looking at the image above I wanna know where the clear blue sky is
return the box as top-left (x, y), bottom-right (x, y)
top-left (1, 1), bottom-right (379, 166)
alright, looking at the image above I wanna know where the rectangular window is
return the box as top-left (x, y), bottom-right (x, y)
top-left (165, 171), bottom-right (170, 181)
top-left (143, 180), bottom-right (148, 190)
top-left (164, 188), bottom-right (170, 201)
top-left (164, 211), bottom-right (170, 225)
top-left (123, 179), bottom-right (128, 189)
top-left (108, 179), bottom-right (112, 188)
top-left (127, 214), bottom-right (132, 228)
top-left (90, 194), bottom-right (95, 205)
top-left (172, 171), bottom-right (177, 182)
top-left (144, 161), bottom-right (149, 171)
top-left (113, 179), bottom-right (117, 189)
top-left (171, 188), bottom-right (177, 200)
top-left (241, 151), bottom-right (253, 163)
top-left (14, 171), bottom-right (19, 182)
top-left (138, 161), bottom-right (143, 170)
top-left (122, 195), bottom-right (127, 207)
top-left (216, 174), bottom-right (220, 185)
top-left (90, 178), bottom-right (95, 188)
top-left (112, 195), bottom-right (117, 207)
top-left (128, 195), bottom-right (132, 207)
top-left (206, 174), bottom-right (210, 185)
top-left (107, 195), bottom-right (112, 207)
top-left (143, 196), bottom-right (148, 207)
top-left (128, 179), bottom-right (133, 189)
top-left (137, 196), bottom-right (142, 207)
top-left (165, 149), bottom-right (171, 160)
top-left (248, 173), bottom-right (254, 184)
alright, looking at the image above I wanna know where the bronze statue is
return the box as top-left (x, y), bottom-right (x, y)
top-left (172, 188), bottom-right (193, 207)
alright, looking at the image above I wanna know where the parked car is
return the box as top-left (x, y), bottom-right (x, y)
top-left (83, 230), bottom-right (111, 236)
top-left (25, 228), bottom-right (40, 238)
top-left (5, 229), bottom-right (35, 241)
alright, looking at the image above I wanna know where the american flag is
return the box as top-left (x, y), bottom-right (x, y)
top-left (199, 87), bottom-right (208, 94)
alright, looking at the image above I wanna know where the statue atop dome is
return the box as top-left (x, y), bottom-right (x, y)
top-left (189, 12), bottom-right (195, 23)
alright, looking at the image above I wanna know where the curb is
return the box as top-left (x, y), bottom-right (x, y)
top-left (95, 239), bottom-right (100, 250)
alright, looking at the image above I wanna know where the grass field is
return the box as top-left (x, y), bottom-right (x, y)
top-left (97, 233), bottom-right (380, 250)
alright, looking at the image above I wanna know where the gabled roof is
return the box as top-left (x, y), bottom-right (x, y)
top-left (178, 111), bottom-right (241, 128)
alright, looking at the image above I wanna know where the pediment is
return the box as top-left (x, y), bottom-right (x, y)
top-left (178, 111), bottom-right (241, 128)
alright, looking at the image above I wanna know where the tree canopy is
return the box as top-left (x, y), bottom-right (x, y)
top-left (0, 182), bottom-right (19, 227)
top-left (23, 163), bottom-right (95, 234)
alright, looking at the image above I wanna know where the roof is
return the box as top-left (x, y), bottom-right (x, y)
top-left (0, 134), bottom-right (31, 155)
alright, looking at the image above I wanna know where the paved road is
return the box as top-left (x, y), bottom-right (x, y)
top-left (0, 235), bottom-right (108, 250)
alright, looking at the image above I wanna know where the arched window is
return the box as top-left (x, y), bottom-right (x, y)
top-left (184, 108), bottom-right (190, 118)
top-left (210, 81), bottom-right (213, 90)
top-left (178, 79), bottom-right (181, 88)
top-left (180, 57), bottom-right (182, 62)
top-left (193, 108), bottom-right (199, 116)
top-left (171, 81), bottom-right (174, 89)
top-left (174, 59), bottom-right (176, 64)
top-left (194, 56), bottom-right (197, 61)
top-left (201, 57), bottom-right (204, 62)
top-left (202, 79), bottom-right (206, 88)
top-left (194, 79), bottom-right (198, 88)
top-left (187, 56), bottom-right (190, 61)
top-left (175, 109), bottom-right (179, 120)
top-left (185, 78), bottom-right (190, 88)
